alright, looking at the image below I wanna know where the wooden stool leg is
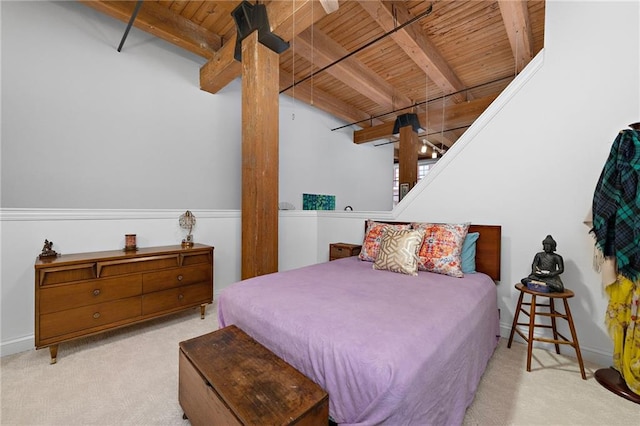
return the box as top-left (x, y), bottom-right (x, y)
top-left (549, 298), bottom-right (561, 354)
top-left (508, 290), bottom-right (525, 348)
top-left (563, 298), bottom-right (586, 380)
top-left (526, 294), bottom-right (537, 372)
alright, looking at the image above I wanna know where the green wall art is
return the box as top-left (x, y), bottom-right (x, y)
top-left (302, 193), bottom-right (336, 210)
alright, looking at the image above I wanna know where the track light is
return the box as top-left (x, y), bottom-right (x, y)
top-left (422, 139), bottom-right (444, 158)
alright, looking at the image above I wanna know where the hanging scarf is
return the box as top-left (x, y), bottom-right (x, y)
top-left (591, 129), bottom-right (640, 282)
top-left (605, 276), bottom-right (640, 395)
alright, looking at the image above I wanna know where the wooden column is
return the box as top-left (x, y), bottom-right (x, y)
top-left (241, 31), bottom-right (279, 279)
top-left (398, 124), bottom-right (418, 199)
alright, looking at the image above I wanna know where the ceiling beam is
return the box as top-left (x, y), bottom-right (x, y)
top-left (358, 0), bottom-right (468, 103)
top-left (294, 27), bottom-right (413, 112)
top-left (200, 0), bottom-right (327, 94)
top-left (353, 94), bottom-right (498, 144)
top-left (498, 0), bottom-right (534, 73)
top-left (79, 1), bottom-right (221, 58)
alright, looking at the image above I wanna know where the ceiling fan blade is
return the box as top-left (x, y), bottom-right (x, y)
top-left (320, 0), bottom-right (339, 14)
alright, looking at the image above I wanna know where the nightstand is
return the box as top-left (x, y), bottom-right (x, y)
top-left (329, 243), bottom-right (362, 261)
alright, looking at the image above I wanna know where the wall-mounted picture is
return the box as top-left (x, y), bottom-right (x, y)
top-left (399, 183), bottom-right (410, 201)
top-left (302, 193), bottom-right (336, 210)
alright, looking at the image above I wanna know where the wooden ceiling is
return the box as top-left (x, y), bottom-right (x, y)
top-left (80, 0), bottom-right (545, 159)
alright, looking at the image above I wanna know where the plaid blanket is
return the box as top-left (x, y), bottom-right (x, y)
top-left (591, 129), bottom-right (640, 281)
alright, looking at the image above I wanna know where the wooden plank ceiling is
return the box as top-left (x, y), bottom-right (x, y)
top-left (81, 0), bottom-right (545, 160)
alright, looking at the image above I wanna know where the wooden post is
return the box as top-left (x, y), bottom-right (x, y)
top-left (398, 124), bottom-right (418, 198)
top-left (241, 31), bottom-right (279, 279)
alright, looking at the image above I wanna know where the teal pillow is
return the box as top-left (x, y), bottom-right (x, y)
top-left (461, 232), bottom-right (479, 274)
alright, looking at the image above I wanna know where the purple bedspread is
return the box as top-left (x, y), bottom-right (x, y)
top-left (218, 257), bottom-right (499, 425)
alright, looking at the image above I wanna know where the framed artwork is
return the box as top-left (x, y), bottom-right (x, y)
top-left (302, 193), bottom-right (336, 210)
top-left (399, 183), bottom-right (410, 201)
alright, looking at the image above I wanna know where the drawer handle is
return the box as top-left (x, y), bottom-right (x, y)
top-left (93, 289), bottom-right (101, 296)
top-left (177, 275), bottom-right (183, 281)
top-left (178, 294), bottom-right (184, 300)
top-left (93, 312), bottom-right (101, 319)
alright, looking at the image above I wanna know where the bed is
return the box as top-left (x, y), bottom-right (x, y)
top-left (218, 222), bottom-right (501, 425)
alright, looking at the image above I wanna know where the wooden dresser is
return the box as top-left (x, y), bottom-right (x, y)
top-left (35, 244), bottom-right (214, 363)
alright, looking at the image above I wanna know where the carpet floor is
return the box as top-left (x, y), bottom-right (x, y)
top-left (1, 305), bottom-right (638, 425)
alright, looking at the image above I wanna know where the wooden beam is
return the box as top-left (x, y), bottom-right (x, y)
top-left (295, 27), bottom-right (413, 111)
top-left (200, 36), bottom-right (241, 94)
top-left (200, 0), bottom-right (326, 94)
top-left (398, 125), bottom-right (418, 194)
top-left (79, 1), bottom-right (221, 58)
top-left (241, 31), bottom-right (279, 280)
top-left (498, 0), bottom-right (534, 73)
top-left (358, 1), bottom-right (468, 103)
top-left (353, 95), bottom-right (497, 144)
top-left (419, 94), bottom-right (497, 134)
top-left (353, 122), bottom-right (396, 144)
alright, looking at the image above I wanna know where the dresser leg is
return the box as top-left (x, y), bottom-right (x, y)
top-left (49, 345), bottom-right (58, 364)
top-left (200, 304), bottom-right (206, 320)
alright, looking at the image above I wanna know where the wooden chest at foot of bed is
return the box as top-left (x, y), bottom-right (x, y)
top-left (179, 325), bottom-right (329, 426)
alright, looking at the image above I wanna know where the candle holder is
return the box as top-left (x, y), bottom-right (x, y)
top-left (124, 234), bottom-right (137, 251)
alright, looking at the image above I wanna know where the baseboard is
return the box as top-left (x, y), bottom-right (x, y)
top-left (499, 322), bottom-right (612, 368)
top-left (1, 334), bottom-right (35, 358)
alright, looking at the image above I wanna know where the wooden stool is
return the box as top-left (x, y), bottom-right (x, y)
top-left (507, 283), bottom-right (586, 379)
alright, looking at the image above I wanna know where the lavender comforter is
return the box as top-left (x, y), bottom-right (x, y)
top-left (218, 257), bottom-right (499, 425)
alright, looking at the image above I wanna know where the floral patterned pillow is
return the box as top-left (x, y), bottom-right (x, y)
top-left (359, 220), bottom-right (411, 262)
top-left (411, 222), bottom-right (470, 277)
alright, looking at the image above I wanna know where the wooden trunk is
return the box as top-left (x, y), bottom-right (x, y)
top-left (179, 325), bottom-right (329, 426)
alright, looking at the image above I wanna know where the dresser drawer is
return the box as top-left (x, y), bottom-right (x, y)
top-left (39, 297), bottom-right (141, 341)
top-left (38, 263), bottom-right (97, 286)
top-left (143, 264), bottom-right (211, 293)
top-left (142, 283), bottom-right (212, 316)
top-left (39, 275), bottom-right (142, 314)
top-left (181, 251), bottom-right (212, 267)
top-left (98, 255), bottom-right (179, 278)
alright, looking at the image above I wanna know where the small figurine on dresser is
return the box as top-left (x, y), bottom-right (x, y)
top-left (521, 235), bottom-right (565, 293)
top-left (39, 239), bottom-right (58, 259)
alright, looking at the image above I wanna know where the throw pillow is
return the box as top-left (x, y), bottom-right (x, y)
top-left (359, 220), bottom-right (411, 262)
top-left (411, 222), bottom-right (470, 277)
top-left (373, 228), bottom-right (425, 276)
top-left (461, 232), bottom-right (480, 274)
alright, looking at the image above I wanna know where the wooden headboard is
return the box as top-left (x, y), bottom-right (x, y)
top-left (366, 222), bottom-right (502, 281)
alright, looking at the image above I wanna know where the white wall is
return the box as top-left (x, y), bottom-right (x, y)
top-left (1, 1), bottom-right (242, 209)
top-left (279, 101), bottom-right (394, 211)
top-left (0, 0), bottom-right (392, 211)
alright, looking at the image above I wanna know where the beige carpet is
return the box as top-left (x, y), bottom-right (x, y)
top-left (1, 305), bottom-right (638, 425)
